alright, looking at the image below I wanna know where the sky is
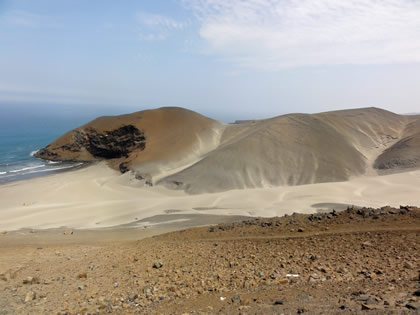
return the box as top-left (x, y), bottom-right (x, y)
top-left (1, 0), bottom-right (420, 122)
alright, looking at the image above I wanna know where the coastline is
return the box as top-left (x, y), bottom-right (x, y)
top-left (0, 160), bottom-right (91, 185)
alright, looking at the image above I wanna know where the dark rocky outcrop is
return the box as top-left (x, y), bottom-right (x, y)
top-left (73, 125), bottom-right (145, 159)
top-left (36, 125), bottom-right (146, 161)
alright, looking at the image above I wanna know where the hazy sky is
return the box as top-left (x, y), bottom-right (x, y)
top-left (1, 0), bottom-right (420, 121)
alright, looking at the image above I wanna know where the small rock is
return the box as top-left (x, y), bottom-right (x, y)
top-left (0, 274), bottom-right (7, 282)
top-left (309, 273), bottom-right (320, 280)
top-left (63, 229), bottom-right (73, 235)
top-left (128, 293), bottom-right (138, 302)
top-left (240, 298), bottom-right (250, 306)
top-left (24, 291), bottom-right (36, 303)
top-left (406, 302), bottom-right (420, 310)
top-left (77, 272), bottom-right (87, 279)
top-left (78, 285), bottom-right (84, 290)
top-left (406, 302), bottom-right (419, 310)
top-left (143, 285), bottom-right (154, 298)
top-left (297, 307), bottom-right (308, 313)
top-left (278, 278), bottom-right (289, 284)
top-left (23, 276), bottom-right (40, 285)
top-left (358, 295), bottom-right (373, 303)
top-left (361, 304), bottom-right (376, 310)
top-left (273, 300), bottom-right (284, 305)
top-left (231, 295), bottom-right (241, 303)
top-left (404, 262), bottom-right (414, 270)
top-left (153, 260), bottom-right (163, 269)
top-left (113, 282), bottom-right (118, 288)
top-left (299, 294), bottom-right (313, 302)
top-left (297, 228), bottom-right (304, 232)
top-left (257, 272), bottom-right (264, 277)
top-left (361, 241), bottom-right (373, 249)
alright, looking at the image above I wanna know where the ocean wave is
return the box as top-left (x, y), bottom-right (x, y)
top-left (0, 174), bottom-right (15, 180)
top-left (25, 163), bottom-right (83, 174)
top-left (0, 172), bottom-right (6, 175)
top-left (9, 165), bottom-right (45, 173)
top-left (47, 160), bottom-right (61, 164)
top-left (30, 150), bottom-right (39, 157)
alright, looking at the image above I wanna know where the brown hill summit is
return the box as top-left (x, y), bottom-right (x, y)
top-left (35, 107), bottom-right (224, 181)
top-left (35, 107), bottom-right (420, 193)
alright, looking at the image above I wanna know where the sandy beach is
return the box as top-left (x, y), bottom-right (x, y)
top-left (1, 162), bottom-right (419, 232)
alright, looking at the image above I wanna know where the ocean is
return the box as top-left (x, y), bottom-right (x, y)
top-left (0, 111), bottom-right (94, 184)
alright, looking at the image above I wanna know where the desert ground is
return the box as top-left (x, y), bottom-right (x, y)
top-left (1, 107), bottom-right (420, 314)
top-left (0, 204), bottom-right (419, 314)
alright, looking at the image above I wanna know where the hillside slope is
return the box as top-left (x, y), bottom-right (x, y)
top-left (374, 115), bottom-right (420, 170)
top-left (159, 108), bottom-right (413, 193)
top-left (36, 107), bottom-right (420, 193)
top-left (35, 107), bottom-right (225, 180)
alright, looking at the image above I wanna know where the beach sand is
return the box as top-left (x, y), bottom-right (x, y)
top-left (0, 162), bottom-right (419, 232)
top-left (1, 163), bottom-right (419, 314)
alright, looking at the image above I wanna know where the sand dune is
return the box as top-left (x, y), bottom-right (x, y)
top-left (34, 106), bottom-right (420, 194)
top-left (159, 107), bottom-right (417, 193)
top-left (374, 114), bottom-right (420, 170)
top-left (0, 162), bottom-right (419, 231)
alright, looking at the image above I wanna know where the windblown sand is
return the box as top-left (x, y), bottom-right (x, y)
top-left (1, 162), bottom-right (419, 232)
top-left (34, 107), bottom-right (420, 194)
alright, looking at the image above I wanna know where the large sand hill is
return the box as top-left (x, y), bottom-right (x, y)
top-left (35, 107), bottom-right (420, 194)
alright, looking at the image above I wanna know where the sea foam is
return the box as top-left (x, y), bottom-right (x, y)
top-left (25, 163), bottom-right (83, 174)
top-left (30, 150), bottom-right (39, 157)
top-left (9, 165), bottom-right (45, 173)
